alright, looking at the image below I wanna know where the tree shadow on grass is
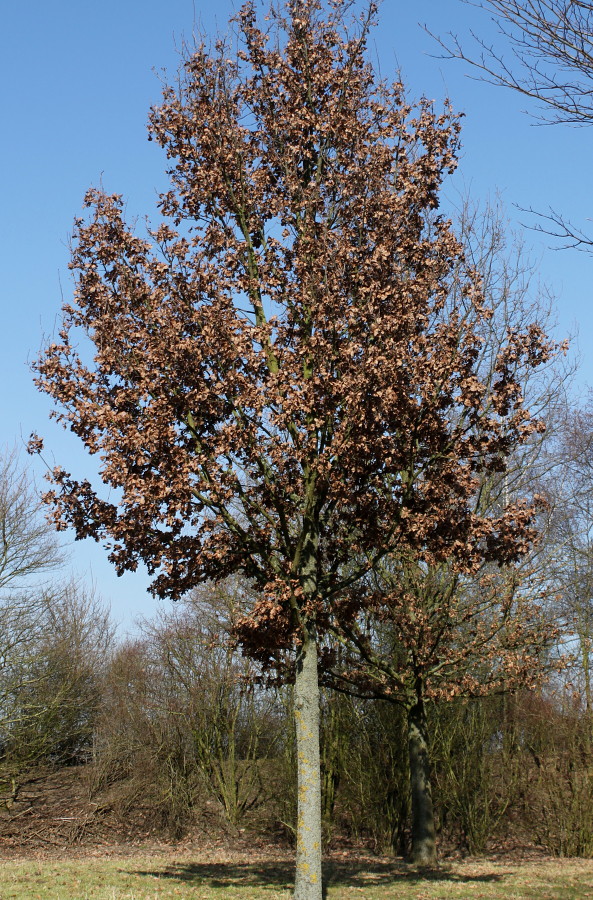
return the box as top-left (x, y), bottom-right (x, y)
top-left (133, 858), bottom-right (507, 894)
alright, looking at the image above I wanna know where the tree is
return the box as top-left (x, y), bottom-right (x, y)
top-left (544, 398), bottom-right (593, 719)
top-left (31, 1), bottom-right (552, 894)
top-left (0, 452), bottom-right (111, 792)
top-left (0, 448), bottom-right (63, 790)
top-left (324, 550), bottom-right (557, 863)
top-left (320, 200), bottom-right (564, 865)
top-left (91, 584), bottom-right (278, 837)
top-left (450, 1), bottom-right (593, 125)
top-left (0, 449), bottom-right (63, 595)
top-left (440, 0), bottom-right (593, 249)
top-left (0, 580), bottom-right (113, 777)
top-left (144, 584), bottom-right (279, 829)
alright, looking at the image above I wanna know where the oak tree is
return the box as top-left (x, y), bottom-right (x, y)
top-left (320, 200), bottom-right (563, 865)
top-left (31, 0), bottom-right (552, 893)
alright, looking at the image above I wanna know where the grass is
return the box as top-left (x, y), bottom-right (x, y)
top-left (0, 851), bottom-right (592, 899)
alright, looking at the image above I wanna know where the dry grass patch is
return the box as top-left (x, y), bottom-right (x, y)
top-left (0, 851), bottom-right (592, 899)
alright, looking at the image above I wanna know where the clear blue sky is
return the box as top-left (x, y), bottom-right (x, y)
top-left (1, 0), bottom-right (590, 634)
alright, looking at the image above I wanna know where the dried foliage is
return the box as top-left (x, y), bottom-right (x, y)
top-left (318, 197), bottom-right (566, 698)
top-left (31, 0), bottom-right (554, 666)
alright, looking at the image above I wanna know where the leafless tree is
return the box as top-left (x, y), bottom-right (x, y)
top-left (0, 449), bottom-right (63, 595)
top-left (0, 452), bottom-right (112, 794)
top-left (437, 1), bottom-right (593, 249)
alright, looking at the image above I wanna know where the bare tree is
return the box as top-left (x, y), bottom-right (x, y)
top-left (0, 449), bottom-right (63, 595)
top-left (0, 581), bottom-right (114, 774)
top-left (437, 1), bottom-right (593, 249)
top-left (544, 398), bottom-right (593, 717)
top-left (446, 2), bottom-right (593, 125)
top-left (0, 451), bottom-right (112, 795)
top-left (92, 580), bottom-right (285, 837)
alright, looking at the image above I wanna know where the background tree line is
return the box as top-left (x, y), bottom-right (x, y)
top-left (1, 559), bottom-right (592, 860)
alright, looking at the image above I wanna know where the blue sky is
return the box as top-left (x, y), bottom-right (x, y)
top-left (1, 0), bottom-right (591, 634)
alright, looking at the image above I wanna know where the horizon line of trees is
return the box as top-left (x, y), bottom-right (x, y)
top-left (0, 562), bottom-right (592, 859)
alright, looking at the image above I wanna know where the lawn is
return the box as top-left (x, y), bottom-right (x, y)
top-left (0, 851), bottom-right (592, 900)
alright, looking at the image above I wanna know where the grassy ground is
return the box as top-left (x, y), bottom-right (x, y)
top-left (0, 851), bottom-right (592, 900)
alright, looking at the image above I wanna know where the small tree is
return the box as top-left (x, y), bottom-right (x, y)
top-left (0, 581), bottom-right (113, 776)
top-left (324, 549), bottom-right (557, 863)
top-left (320, 201), bottom-right (563, 864)
top-left (32, 1), bottom-right (552, 894)
top-left (0, 449), bottom-right (62, 594)
top-left (544, 399), bottom-right (593, 720)
top-left (0, 449), bottom-right (66, 795)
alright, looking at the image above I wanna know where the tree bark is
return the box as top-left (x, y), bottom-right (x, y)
top-left (407, 698), bottom-right (437, 866)
top-left (321, 693), bottom-right (343, 840)
top-left (294, 630), bottom-right (323, 900)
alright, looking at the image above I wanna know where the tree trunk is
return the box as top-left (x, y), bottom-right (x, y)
top-left (407, 698), bottom-right (437, 866)
top-left (321, 693), bottom-right (343, 841)
top-left (294, 630), bottom-right (323, 900)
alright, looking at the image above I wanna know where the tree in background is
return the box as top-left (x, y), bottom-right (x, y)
top-left (0, 581), bottom-right (113, 778)
top-left (451, 1), bottom-right (593, 125)
top-left (0, 448), bottom-right (63, 787)
top-left (31, 1), bottom-right (554, 893)
top-left (325, 548), bottom-right (558, 863)
top-left (441, 0), bottom-right (593, 250)
top-left (545, 398), bottom-right (593, 719)
top-left (0, 451), bottom-right (112, 798)
top-left (321, 200), bottom-right (565, 865)
top-left (93, 583), bottom-right (283, 837)
top-left (0, 449), bottom-right (62, 595)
